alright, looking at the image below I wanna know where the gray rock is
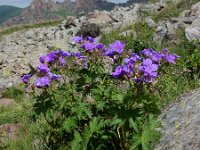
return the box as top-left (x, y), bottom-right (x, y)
top-left (26, 39), bottom-right (36, 45)
top-left (110, 4), bottom-right (140, 26)
top-left (190, 2), bottom-right (200, 17)
top-left (140, 3), bottom-right (160, 13)
top-left (153, 21), bottom-right (176, 44)
top-left (179, 10), bottom-right (191, 18)
top-left (155, 89), bottom-right (200, 150)
top-left (145, 16), bottom-right (156, 27)
top-left (185, 19), bottom-right (200, 42)
top-left (79, 22), bottom-right (101, 37)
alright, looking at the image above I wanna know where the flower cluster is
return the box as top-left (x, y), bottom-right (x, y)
top-left (112, 48), bottom-right (180, 82)
top-left (21, 49), bottom-right (71, 88)
top-left (21, 36), bottom-right (180, 88)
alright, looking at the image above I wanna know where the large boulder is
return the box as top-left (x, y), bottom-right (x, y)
top-left (87, 13), bottom-right (115, 26)
top-left (110, 4), bottom-right (140, 26)
top-left (79, 22), bottom-right (101, 38)
top-left (153, 20), bottom-right (176, 44)
top-left (155, 89), bottom-right (200, 150)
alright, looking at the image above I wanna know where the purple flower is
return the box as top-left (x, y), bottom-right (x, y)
top-left (71, 51), bottom-right (81, 57)
top-left (141, 59), bottom-right (158, 73)
top-left (58, 57), bottom-right (66, 66)
top-left (164, 54), bottom-right (180, 64)
top-left (86, 36), bottom-right (95, 43)
top-left (112, 65), bottom-right (133, 78)
top-left (112, 66), bottom-right (123, 78)
top-left (71, 52), bottom-right (86, 59)
top-left (39, 55), bottom-right (46, 63)
top-left (140, 49), bottom-right (154, 57)
top-left (104, 48), bottom-right (115, 57)
top-left (152, 52), bottom-right (163, 63)
top-left (61, 51), bottom-right (71, 57)
top-left (81, 43), bottom-right (96, 51)
top-left (162, 48), bottom-right (180, 64)
top-left (131, 53), bottom-right (141, 61)
top-left (72, 36), bottom-right (83, 43)
top-left (21, 74), bottom-right (32, 84)
top-left (142, 58), bottom-right (153, 66)
top-left (109, 40), bottom-right (125, 54)
top-left (140, 49), bottom-right (164, 63)
top-left (48, 72), bottom-right (61, 80)
top-left (71, 51), bottom-right (86, 59)
top-left (96, 43), bottom-right (105, 50)
top-left (45, 53), bottom-right (55, 63)
top-left (123, 53), bottom-right (141, 67)
top-left (35, 76), bottom-right (50, 88)
top-left (137, 58), bottom-right (159, 82)
top-left (37, 64), bottom-right (50, 73)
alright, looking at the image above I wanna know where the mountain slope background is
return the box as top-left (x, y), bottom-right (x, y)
top-left (0, 5), bottom-right (22, 24)
top-left (0, 0), bottom-right (148, 26)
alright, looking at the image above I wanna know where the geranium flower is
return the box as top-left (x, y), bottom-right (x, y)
top-left (109, 40), bottom-right (125, 54)
top-left (35, 76), bottom-right (50, 88)
top-left (48, 72), bottom-right (61, 80)
top-left (112, 65), bottom-right (133, 78)
top-left (81, 43), bottom-right (96, 51)
top-left (86, 36), bottom-right (95, 43)
top-left (58, 57), bottom-right (66, 66)
top-left (37, 64), bottom-right (50, 73)
top-left (21, 74), bottom-right (32, 84)
top-left (72, 36), bottom-right (83, 43)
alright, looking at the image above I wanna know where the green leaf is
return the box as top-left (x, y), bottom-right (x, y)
top-left (82, 117), bottom-right (108, 149)
top-left (111, 93), bottom-right (124, 102)
top-left (71, 130), bottom-right (81, 150)
top-left (129, 118), bottom-right (139, 133)
top-left (62, 117), bottom-right (77, 132)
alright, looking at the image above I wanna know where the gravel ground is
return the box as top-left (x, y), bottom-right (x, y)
top-left (155, 89), bottom-right (200, 150)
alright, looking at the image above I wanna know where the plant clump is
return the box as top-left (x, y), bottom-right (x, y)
top-left (21, 35), bottom-right (180, 150)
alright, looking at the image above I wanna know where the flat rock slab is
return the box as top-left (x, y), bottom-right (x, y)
top-left (155, 89), bottom-right (200, 150)
top-left (0, 98), bottom-right (16, 107)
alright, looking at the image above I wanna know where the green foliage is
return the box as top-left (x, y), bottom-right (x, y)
top-left (0, 90), bottom-right (35, 149)
top-left (101, 22), bottom-right (155, 54)
top-left (2, 84), bottom-right (25, 102)
top-left (26, 48), bottom-right (165, 149)
top-left (130, 115), bottom-right (161, 150)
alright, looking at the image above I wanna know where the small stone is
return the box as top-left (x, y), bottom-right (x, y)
top-left (0, 124), bottom-right (20, 144)
top-left (0, 98), bottom-right (16, 107)
top-left (145, 16), bottom-right (156, 27)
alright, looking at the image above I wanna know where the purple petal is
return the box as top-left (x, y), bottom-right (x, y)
top-left (35, 76), bottom-right (50, 88)
top-left (21, 74), bottom-right (32, 84)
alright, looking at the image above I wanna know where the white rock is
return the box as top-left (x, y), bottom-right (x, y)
top-left (185, 19), bottom-right (200, 41)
